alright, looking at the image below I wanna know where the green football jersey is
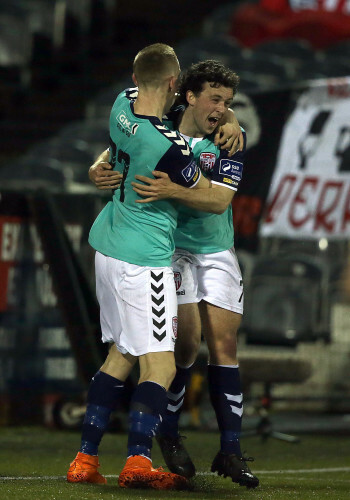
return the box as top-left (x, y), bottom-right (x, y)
top-left (163, 109), bottom-right (246, 254)
top-left (89, 89), bottom-right (200, 267)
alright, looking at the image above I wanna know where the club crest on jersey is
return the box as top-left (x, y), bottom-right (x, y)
top-left (174, 271), bottom-right (182, 291)
top-left (219, 159), bottom-right (243, 180)
top-left (116, 110), bottom-right (139, 136)
top-left (172, 316), bottom-right (178, 338)
top-left (200, 152), bottom-right (216, 172)
top-left (181, 161), bottom-right (197, 182)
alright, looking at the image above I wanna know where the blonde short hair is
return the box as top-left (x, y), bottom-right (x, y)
top-left (133, 43), bottom-right (180, 87)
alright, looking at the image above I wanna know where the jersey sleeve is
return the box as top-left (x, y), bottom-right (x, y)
top-left (154, 132), bottom-right (201, 188)
top-left (211, 130), bottom-right (246, 191)
top-left (162, 105), bottom-right (185, 130)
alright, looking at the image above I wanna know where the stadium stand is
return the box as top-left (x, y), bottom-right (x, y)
top-left (57, 119), bottom-right (110, 156)
top-left (1, 0), bottom-right (350, 427)
top-left (322, 39), bottom-right (350, 61)
top-left (230, 0), bottom-right (350, 49)
top-left (202, 2), bottom-right (240, 38)
top-left (85, 79), bottom-right (133, 120)
top-left (175, 35), bottom-right (243, 68)
top-left (24, 139), bottom-right (96, 188)
top-left (242, 253), bottom-right (330, 346)
top-left (0, 156), bottom-right (66, 190)
top-left (252, 38), bottom-right (317, 80)
top-left (0, 7), bottom-right (32, 118)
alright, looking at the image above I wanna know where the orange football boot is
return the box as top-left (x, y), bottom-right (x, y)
top-left (118, 455), bottom-right (189, 490)
top-left (67, 452), bottom-right (107, 484)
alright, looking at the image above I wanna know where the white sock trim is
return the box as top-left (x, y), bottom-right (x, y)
top-left (176, 362), bottom-right (194, 369)
top-left (141, 381), bottom-right (166, 392)
top-left (127, 454), bottom-right (152, 463)
top-left (208, 364), bottom-right (239, 369)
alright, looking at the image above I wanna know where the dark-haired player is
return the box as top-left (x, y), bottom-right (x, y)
top-left (133, 60), bottom-right (258, 488)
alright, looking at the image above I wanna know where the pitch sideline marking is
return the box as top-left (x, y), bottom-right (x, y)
top-left (1, 467), bottom-right (350, 481)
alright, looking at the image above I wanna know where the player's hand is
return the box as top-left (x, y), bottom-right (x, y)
top-left (132, 171), bottom-right (178, 203)
top-left (89, 162), bottom-right (122, 190)
top-left (214, 123), bottom-right (244, 157)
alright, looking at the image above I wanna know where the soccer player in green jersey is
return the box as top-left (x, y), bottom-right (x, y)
top-left (88, 60), bottom-right (259, 489)
top-left (133, 60), bottom-right (258, 488)
top-left (67, 43), bottom-right (214, 491)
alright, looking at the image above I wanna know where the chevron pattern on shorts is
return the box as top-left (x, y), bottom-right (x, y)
top-left (151, 271), bottom-right (166, 342)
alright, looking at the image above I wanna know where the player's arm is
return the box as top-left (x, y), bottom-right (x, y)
top-left (89, 149), bottom-right (123, 190)
top-left (132, 131), bottom-right (246, 213)
top-left (144, 136), bottom-right (202, 192)
top-left (214, 109), bottom-right (244, 156)
top-left (132, 172), bottom-right (231, 214)
top-left (175, 180), bottom-right (234, 214)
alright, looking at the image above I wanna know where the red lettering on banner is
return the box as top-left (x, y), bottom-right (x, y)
top-left (341, 185), bottom-right (350, 231)
top-left (232, 195), bottom-right (262, 237)
top-left (265, 175), bottom-right (297, 223)
top-left (263, 175), bottom-right (350, 236)
top-left (288, 177), bottom-right (318, 228)
top-left (314, 181), bottom-right (344, 232)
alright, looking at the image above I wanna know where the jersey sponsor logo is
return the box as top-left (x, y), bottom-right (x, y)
top-left (181, 161), bottom-right (198, 183)
top-left (219, 159), bottom-right (243, 180)
top-left (223, 177), bottom-right (234, 185)
top-left (116, 110), bottom-right (139, 136)
top-left (174, 271), bottom-right (182, 291)
top-left (200, 152), bottom-right (216, 172)
top-left (155, 124), bottom-right (191, 156)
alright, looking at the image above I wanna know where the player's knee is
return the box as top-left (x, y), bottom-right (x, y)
top-left (175, 335), bottom-right (201, 366)
top-left (139, 353), bottom-right (176, 390)
top-left (145, 364), bottom-right (176, 390)
top-left (208, 333), bottom-right (238, 364)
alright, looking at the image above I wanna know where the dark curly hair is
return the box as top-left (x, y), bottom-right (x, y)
top-left (177, 60), bottom-right (240, 107)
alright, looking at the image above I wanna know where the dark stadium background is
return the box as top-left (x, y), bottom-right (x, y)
top-left (1, 1), bottom-right (350, 498)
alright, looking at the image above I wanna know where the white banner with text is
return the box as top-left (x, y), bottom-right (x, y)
top-left (260, 77), bottom-right (350, 239)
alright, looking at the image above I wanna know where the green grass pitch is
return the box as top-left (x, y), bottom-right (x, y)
top-left (0, 427), bottom-right (349, 499)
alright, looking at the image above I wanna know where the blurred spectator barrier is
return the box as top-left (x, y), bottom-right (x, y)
top-left (0, 191), bottom-right (106, 425)
top-left (1, 76), bottom-right (350, 424)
